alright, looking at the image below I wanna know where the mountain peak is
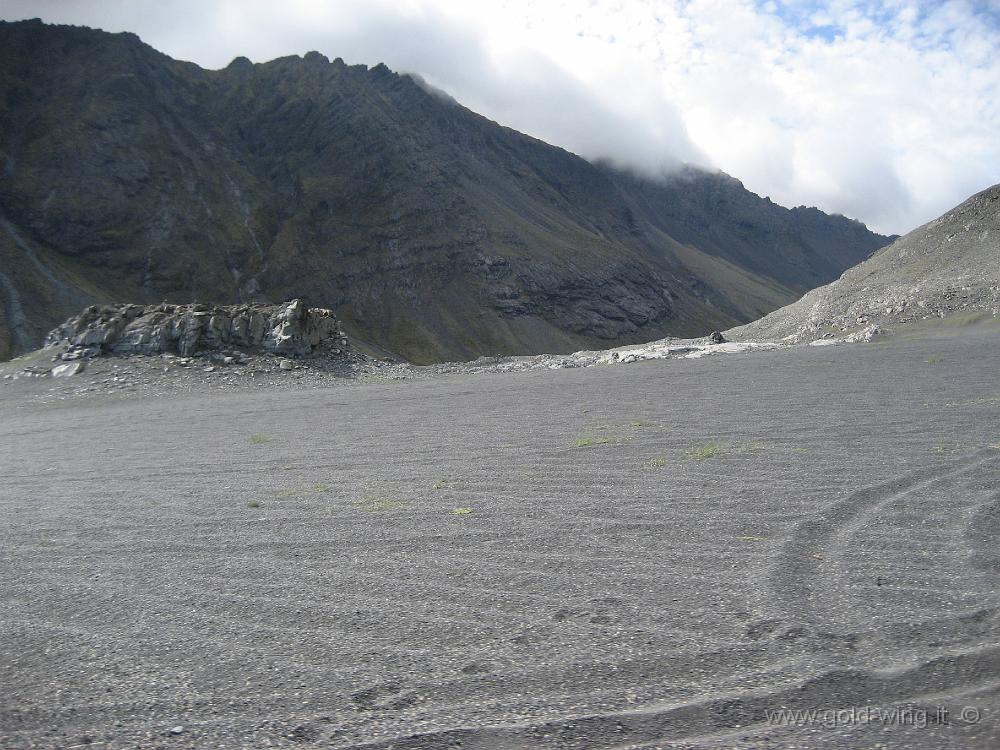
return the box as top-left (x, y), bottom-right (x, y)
top-left (303, 50), bottom-right (329, 65)
top-left (226, 55), bottom-right (253, 71)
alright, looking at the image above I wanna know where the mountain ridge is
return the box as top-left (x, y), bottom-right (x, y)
top-left (0, 19), bottom-right (892, 362)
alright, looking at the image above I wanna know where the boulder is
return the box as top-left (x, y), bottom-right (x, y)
top-left (51, 361), bottom-right (86, 377)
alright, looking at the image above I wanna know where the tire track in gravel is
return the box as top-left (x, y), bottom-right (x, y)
top-left (767, 452), bottom-right (999, 632)
top-left (347, 647), bottom-right (1000, 749)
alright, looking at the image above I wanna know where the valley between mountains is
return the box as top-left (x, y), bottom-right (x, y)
top-left (1, 15), bottom-right (999, 750)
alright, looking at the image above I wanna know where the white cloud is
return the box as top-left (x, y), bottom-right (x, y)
top-left (2, 0), bottom-right (998, 234)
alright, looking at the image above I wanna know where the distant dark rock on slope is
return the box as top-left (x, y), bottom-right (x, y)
top-left (727, 184), bottom-right (1000, 343)
top-left (0, 19), bottom-right (892, 363)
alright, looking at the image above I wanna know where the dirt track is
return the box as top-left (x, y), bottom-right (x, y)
top-left (2, 331), bottom-right (999, 749)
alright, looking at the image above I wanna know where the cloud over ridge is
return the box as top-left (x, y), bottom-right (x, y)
top-left (3, 0), bottom-right (998, 234)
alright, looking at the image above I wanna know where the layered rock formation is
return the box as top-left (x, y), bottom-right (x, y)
top-left (45, 300), bottom-right (347, 357)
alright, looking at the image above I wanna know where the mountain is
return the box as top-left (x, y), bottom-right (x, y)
top-left (728, 184), bottom-right (1000, 343)
top-left (0, 19), bottom-right (892, 363)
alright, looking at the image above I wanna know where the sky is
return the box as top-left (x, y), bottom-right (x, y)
top-left (3, 0), bottom-right (999, 235)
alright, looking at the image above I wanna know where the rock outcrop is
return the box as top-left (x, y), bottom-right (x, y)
top-left (45, 300), bottom-right (347, 358)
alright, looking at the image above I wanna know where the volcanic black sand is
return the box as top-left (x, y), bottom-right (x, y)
top-left (2, 329), bottom-right (999, 749)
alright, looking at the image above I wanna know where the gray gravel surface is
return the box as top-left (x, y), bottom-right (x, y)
top-left (2, 329), bottom-right (999, 749)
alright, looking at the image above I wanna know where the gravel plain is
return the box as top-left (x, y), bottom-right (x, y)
top-left (1, 328), bottom-right (999, 749)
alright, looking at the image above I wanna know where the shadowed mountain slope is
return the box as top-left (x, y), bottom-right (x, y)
top-left (728, 183), bottom-right (1000, 343)
top-left (0, 19), bottom-right (891, 362)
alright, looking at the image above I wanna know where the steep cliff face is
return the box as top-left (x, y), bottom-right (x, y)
top-left (0, 19), bottom-right (892, 362)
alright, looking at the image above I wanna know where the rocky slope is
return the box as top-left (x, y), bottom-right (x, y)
top-left (727, 183), bottom-right (1000, 343)
top-left (0, 19), bottom-right (891, 363)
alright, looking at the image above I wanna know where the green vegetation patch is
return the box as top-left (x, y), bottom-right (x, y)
top-left (353, 495), bottom-right (409, 513)
top-left (930, 443), bottom-right (961, 454)
top-left (249, 434), bottom-right (270, 445)
top-left (680, 440), bottom-right (763, 461)
top-left (572, 433), bottom-right (613, 449)
top-left (268, 483), bottom-right (335, 500)
top-left (685, 441), bottom-right (724, 461)
top-left (933, 394), bottom-right (1000, 409)
top-left (570, 420), bottom-right (648, 449)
